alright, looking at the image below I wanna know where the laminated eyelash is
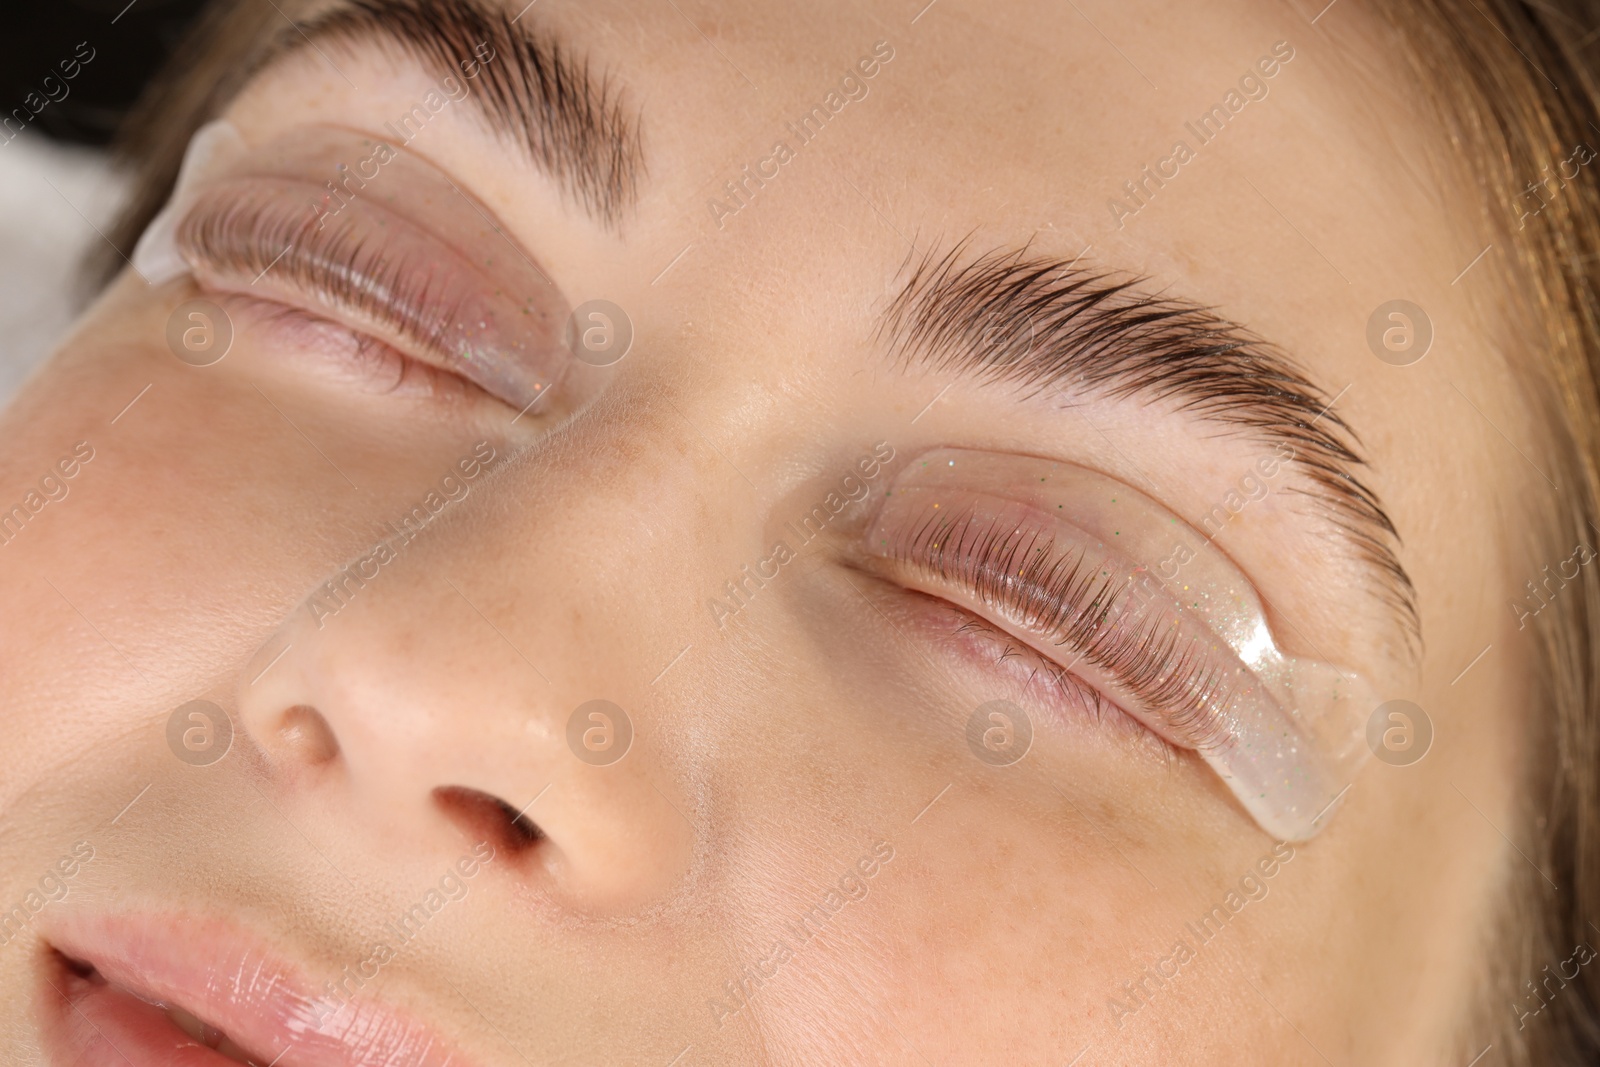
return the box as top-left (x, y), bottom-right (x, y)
top-left (869, 448), bottom-right (1374, 840)
top-left (172, 164), bottom-right (567, 414)
top-left (891, 503), bottom-right (1238, 750)
top-left (177, 186), bottom-right (466, 359)
top-left (949, 613), bottom-right (1133, 727)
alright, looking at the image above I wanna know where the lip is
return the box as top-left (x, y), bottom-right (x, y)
top-left (38, 910), bottom-right (479, 1067)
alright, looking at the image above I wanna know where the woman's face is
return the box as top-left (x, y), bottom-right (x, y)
top-left (2, 0), bottom-right (1535, 1063)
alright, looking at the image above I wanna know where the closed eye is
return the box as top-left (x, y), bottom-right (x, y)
top-left (171, 125), bottom-right (572, 413)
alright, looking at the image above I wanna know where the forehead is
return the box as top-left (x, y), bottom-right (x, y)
top-left (267, 0), bottom-right (1442, 303)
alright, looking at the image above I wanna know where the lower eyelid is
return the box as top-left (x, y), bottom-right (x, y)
top-left (215, 296), bottom-right (486, 404)
top-left (964, 617), bottom-right (1153, 738)
top-left (885, 582), bottom-right (1177, 756)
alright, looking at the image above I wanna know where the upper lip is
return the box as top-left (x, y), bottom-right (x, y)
top-left (43, 909), bottom-right (480, 1067)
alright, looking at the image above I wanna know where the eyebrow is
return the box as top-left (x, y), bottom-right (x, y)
top-left (877, 241), bottom-right (1420, 650)
top-left (262, 0), bottom-right (643, 224)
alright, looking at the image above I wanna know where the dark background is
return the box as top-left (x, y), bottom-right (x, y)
top-left (1, 0), bottom-right (211, 146)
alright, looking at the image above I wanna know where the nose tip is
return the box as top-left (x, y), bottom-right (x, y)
top-left (234, 558), bottom-right (696, 916)
top-left (275, 704), bottom-right (341, 766)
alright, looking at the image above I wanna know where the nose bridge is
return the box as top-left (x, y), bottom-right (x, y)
top-left (236, 412), bottom-right (721, 911)
top-left (465, 410), bottom-right (723, 654)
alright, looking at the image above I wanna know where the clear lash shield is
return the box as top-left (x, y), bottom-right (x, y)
top-left (866, 448), bottom-right (1374, 841)
top-left (135, 121), bottom-right (568, 412)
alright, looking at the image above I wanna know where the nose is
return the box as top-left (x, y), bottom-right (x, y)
top-left (234, 436), bottom-right (702, 915)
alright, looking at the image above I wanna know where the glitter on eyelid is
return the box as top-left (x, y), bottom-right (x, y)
top-left (866, 446), bottom-right (1375, 841)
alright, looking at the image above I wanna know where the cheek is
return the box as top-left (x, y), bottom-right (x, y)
top-left (702, 578), bottom-right (1260, 1057)
top-left (0, 282), bottom-right (516, 808)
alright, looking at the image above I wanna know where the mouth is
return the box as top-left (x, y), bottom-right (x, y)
top-left (45, 952), bottom-right (280, 1066)
top-left (38, 911), bottom-right (475, 1067)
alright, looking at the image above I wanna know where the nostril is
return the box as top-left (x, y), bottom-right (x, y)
top-left (433, 785), bottom-right (543, 855)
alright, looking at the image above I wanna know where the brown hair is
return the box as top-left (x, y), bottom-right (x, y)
top-left (92, 0), bottom-right (1600, 1060)
top-left (1364, 3), bottom-right (1600, 1062)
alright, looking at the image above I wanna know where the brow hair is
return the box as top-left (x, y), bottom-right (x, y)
top-left (292, 0), bottom-right (644, 223)
top-left (876, 241), bottom-right (1420, 649)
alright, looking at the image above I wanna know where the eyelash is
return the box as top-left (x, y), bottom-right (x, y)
top-left (949, 610), bottom-right (1126, 718)
top-left (889, 503), bottom-right (1236, 750)
top-left (178, 187), bottom-right (469, 369)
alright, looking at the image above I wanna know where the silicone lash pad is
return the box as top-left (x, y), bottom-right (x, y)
top-left (136, 121), bottom-right (568, 410)
top-left (867, 449), bottom-right (1374, 841)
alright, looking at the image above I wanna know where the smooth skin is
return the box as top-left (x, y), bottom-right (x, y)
top-left (0, 0), bottom-right (1533, 1063)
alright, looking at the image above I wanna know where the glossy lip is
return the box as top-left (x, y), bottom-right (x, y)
top-left (39, 910), bottom-right (481, 1067)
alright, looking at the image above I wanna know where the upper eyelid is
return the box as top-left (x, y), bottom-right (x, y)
top-left (179, 185), bottom-right (459, 355)
top-left (885, 499), bottom-right (1238, 751)
top-left (864, 447), bottom-right (1375, 840)
top-left (272, 0), bottom-right (645, 224)
top-left (170, 132), bottom-right (570, 414)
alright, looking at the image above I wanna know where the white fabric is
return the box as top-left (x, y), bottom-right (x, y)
top-left (0, 133), bottom-right (127, 405)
